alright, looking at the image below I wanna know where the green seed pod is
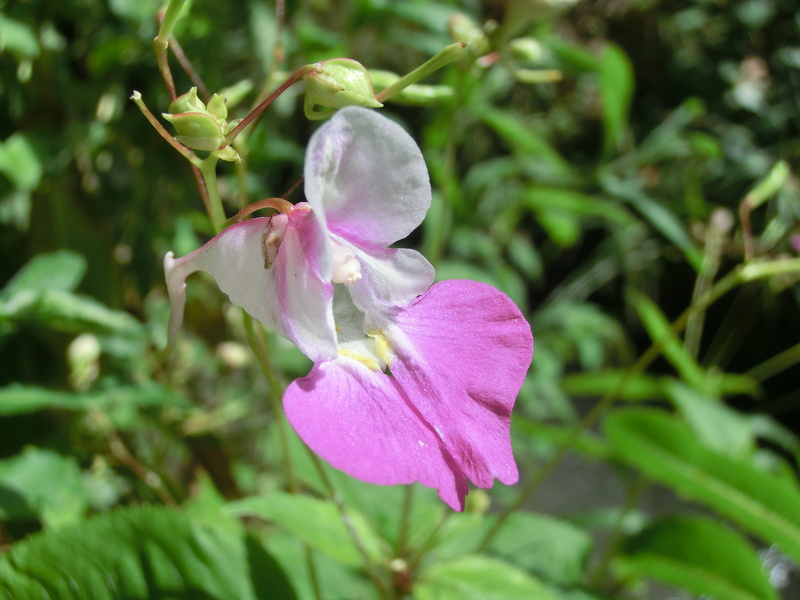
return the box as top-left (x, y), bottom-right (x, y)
top-left (168, 87), bottom-right (205, 115)
top-left (303, 58), bottom-right (382, 120)
top-left (162, 111), bottom-right (225, 151)
top-left (206, 93), bottom-right (228, 121)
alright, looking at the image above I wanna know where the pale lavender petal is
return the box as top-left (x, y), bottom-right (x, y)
top-left (388, 280), bottom-right (533, 489)
top-left (304, 107), bottom-right (431, 246)
top-left (284, 357), bottom-right (469, 510)
top-left (163, 213), bottom-right (337, 361)
top-left (332, 233), bottom-right (434, 323)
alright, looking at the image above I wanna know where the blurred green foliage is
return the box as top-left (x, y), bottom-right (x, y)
top-left (1, 0), bottom-right (800, 598)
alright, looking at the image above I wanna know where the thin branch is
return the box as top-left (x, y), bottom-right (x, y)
top-left (90, 407), bottom-right (178, 506)
top-left (225, 65), bottom-right (313, 144)
top-left (228, 197), bottom-right (295, 224)
top-left (307, 450), bottom-right (391, 598)
top-left (130, 91), bottom-right (201, 165)
top-left (169, 36), bottom-right (210, 101)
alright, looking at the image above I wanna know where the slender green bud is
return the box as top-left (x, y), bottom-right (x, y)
top-left (745, 160), bottom-right (790, 209)
top-left (508, 38), bottom-right (543, 64)
top-left (303, 58), bottom-right (382, 120)
top-left (449, 13), bottom-right (489, 56)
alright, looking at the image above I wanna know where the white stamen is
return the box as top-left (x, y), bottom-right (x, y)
top-left (331, 242), bottom-right (362, 285)
top-left (261, 214), bottom-right (289, 269)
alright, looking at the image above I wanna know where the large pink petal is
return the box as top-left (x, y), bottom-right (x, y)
top-left (164, 213), bottom-right (337, 361)
top-left (284, 357), bottom-right (469, 510)
top-left (304, 107), bottom-right (431, 247)
top-left (388, 280), bottom-right (533, 489)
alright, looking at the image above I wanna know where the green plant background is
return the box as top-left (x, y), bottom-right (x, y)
top-left (1, 0), bottom-right (799, 598)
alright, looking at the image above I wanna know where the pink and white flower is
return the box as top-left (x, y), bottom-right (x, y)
top-left (164, 107), bottom-right (533, 510)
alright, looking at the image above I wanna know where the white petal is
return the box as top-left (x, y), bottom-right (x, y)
top-left (304, 107), bottom-right (431, 246)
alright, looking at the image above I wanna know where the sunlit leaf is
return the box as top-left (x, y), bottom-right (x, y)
top-left (617, 515), bottom-right (778, 600)
top-left (604, 409), bottom-right (800, 563)
top-left (0, 507), bottom-right (297, 599)
top-left (0, 250), bottom-right (86, 298)
top-left (223, 492), bottom-right (387, 566)
top-left (0, 448), bottom-right (87, 529)
top-left (415, 555), bottom-right (562, 600)
top-left (665, 380), bottom-right (754, 458)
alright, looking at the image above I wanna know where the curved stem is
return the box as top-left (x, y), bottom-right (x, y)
top-left (228, 197), bottom-right (295, 224)
top-left (307, 450), bottom-right (391, 599)
top-left (199, 156), bottom-right (226, 232)
top-left (396, 485), bottom-right (414, 557)
top-left (225, 66), bottom-right (313, 145)
top-left (130, 91), bottom-right (201, 166)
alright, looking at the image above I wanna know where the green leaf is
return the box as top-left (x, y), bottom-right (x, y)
top-left (0, 15), bottom-right (40, 60)
top-left (2, 289), bottom-right (142, 336)
top-left (0, 506), bottom-right (297, 599)
top-left (223, 491), bottom-right (387, 566)
top-left (597, 43), bottom-right (634, 156)
top-left (415, 555), bottom-right (562, 600)
top-left (561, 369), bottom-right (665, 402)
top-left (618, 515), bottom-right (778, 600)
top-left (600, 172), bottom-right (704, 271)
top-left (0, 133), bottom-right (42, 191)
top-left (665, 380), bottom-right (754, 458)
top-left (0, 383), bottom-right (191, 417)
top-left (1, 250), bottom-right (87, 298)
top-left (486, 512), bottom-right (594, 586)
top-left (474, 105), bottom-right (577, 183)
top-left (604, 409), bottom-right (800, 563)
top-left (0, 448), bottom-right (87, 528)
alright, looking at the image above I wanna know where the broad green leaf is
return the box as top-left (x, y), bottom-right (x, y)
top-left (0, 447), bottom-right (87, 528)
top-left (604, 409), bottom-right (800, 563)
top-left (597, 43), bottom-right (634, 156)
top-left (415, 555), bottom-right (562, 600)
top-left (0, 133), bottom-right (42, 191)
top-left (630, 291), bottom-right (708, 389)
top-left (666, 380), bottom-right (754, 458)
top-left (486, 512), bottom-right (594, 586)
top-left (0, 383), bottom-right (191, 416)
top-left (0, 250), bottom-right (86, 298)
top-left (265, 530), bottom-right (380, 600)
top-left (432, 510), bottom-right (594, 586)
top-left (617, 515), bottom-right (778, 600)
top-left (223, 491), bottom-right (387, 566)
top-left (0, 507), bottom-right (297, 599)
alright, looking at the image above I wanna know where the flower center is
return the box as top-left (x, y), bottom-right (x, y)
top-left (260, 214), bottom-right (289, 269)
top-left (331, 241), bottom-right (362, 285)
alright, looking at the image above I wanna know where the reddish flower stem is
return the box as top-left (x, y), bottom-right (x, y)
top-left (228, 197), bottom-right (295, 224)
top-left (225, 65), bottom-right (313, 145)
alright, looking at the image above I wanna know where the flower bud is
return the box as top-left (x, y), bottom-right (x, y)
top-left (508, 38), bottom-right (544, 65)
top-left (303, 59), bottom-right (382, 120)
top-left (449, 13), bottom-right (489, 56)
top-left (162, 111), bottom-right (225, 151)
top-left (206, 93), bottom-right (228, 121)
top-left (168, 87), bottom-right (206, 114)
